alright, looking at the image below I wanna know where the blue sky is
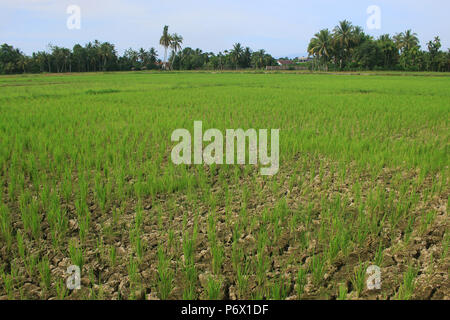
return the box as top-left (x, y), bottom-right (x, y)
top-left (1, 0), bottom-right (449, 58)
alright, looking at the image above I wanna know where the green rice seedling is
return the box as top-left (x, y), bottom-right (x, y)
top-left (183, 223), bottom-right (198, 266)
top-left (207, 213), bottom-right (217, 244)
top-left (183, 283), bottom-right (197, 300)
top-left (30, 201), bottom-right (41, 241)
top-left (78, 175), bottom-right (88, 205)
top-left (96, 237), bottom-right (105, 261)
top-left (0, 204), bottom-right (13, 250)
top-left (62, 169), bottom-right (73, 203)
top-left (273, 219), bottom-right (282, 242)
top-left (255, 251), bottom-right (269, 287)
top-left (78, 211), bottom-right (91, 243)
top-left (25, 254), bottom-right (38, 278)
top-left (206, 276), bottom-right (222, 300)
top-left (395, 265), bottom-right (418, 300)
top-left (38, 256), bottom-right (51, 291)
top-left (183, 263), bottom-right (198, 300)
top-left (69, 241), bottom-right (84, 271)
top-left (168, 228), bottom-right (175, 250)
top-left (56, 278), bottom-right (68, 300)
top-left (352, 262), bottom-right (366, 297)
top-left (48, 204), bottom-right (68, 249)
top-left (16, 230), bottom-right (25, 261)
top-left (112, 205), bottom-right (122, 227)
top-left (404, 214), bottom-right (416, 244)
top-left (9, 260), bottom-right (19, 280)
top-left (134, 204), bottom-right (143, 231)
top-left (296, 267), bottom-right (307, 299)
top-left (211, 243), bottom-right (224, 275)
top-left (40, 183), bottom-right (51, 211)
top-left (88, 268), bottom-right (99, 289)
top-left (1, 270), bottom-right (14, 299)
top-left (374, 243), bottom-right (384, 267)
top-left (327, 236), bottom-right (341, 263)
top-left (420, 210), bottom-right (437, 235)
top-left (131, 231), bottom-right (144, 261)
top-left (127, 256), bottom-right (140, 286)
top-left (109, 246), bottom-right (117, 266)
top-left (269, 276), bottom-right (289, 300)
top-left (236, 262), bottom-right (249, 299)
top-left (157, 246), bottom-right (174, 300)
top-left (337, 283), bottom-right (348, 300)
top-left (8, 173), bottom-right (17, 202)
top-left (310, 253), bottom-right (326, 286)
top-left (231, 244), bottom-right (244, 272)
top-left (298, 230), bottom-right (309, 250)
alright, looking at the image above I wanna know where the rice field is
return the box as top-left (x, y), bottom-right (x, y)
top-left (0, 71), bottom-right (448, 300)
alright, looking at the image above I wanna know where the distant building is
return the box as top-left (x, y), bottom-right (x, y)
top-left (297, 56), bottom-right (312, 63)
top-left (277, 59), bottom-right (294, 66)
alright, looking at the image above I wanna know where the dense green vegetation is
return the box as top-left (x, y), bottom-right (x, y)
top-left (308, 20), bottom-right (450, 72)
top-left (0, 41), bottom-right (277, 74)
top-left (0, 72), bottom-right (448, 300)
top-left (2, 22), bottom-right (449, 74)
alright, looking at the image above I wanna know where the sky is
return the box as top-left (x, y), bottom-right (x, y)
top-left (1, 0), bottom-right (449, 58)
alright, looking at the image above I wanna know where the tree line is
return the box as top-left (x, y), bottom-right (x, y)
top-left (1, 23), bottom-right (449, 74)
top-left (308, 20), bottom-right (450, 72)
top-left (0, 40), bottom-right (161, 74)
top-left (0, 26), bottom-right (277, 74)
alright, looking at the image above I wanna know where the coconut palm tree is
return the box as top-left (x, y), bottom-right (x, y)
top-left (170, 33), bottom-right (183, 53)
top-left (170, 33), bottom-right (183, 70)
top-left (308, 29), bottom-right (332, 71)
top-left (393, 32), bottom-right (404, 51)
top-left (160, 25), bottom-right (172, 70)
top-left (402, 29), bottom-right (419, 52)
top-left (334, 20), bottom-right (353, 48)
top-left (231, 43), bottom-right (244, 69)
top-left (148, 47), bottom-right (158, 64)
top-left (333, 20), bottom-right (354, 68)
top-left (394, 30), bottom-right (419, 53)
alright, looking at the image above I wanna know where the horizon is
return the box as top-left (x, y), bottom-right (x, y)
top-left (1, 0), bottom-right (450, 58)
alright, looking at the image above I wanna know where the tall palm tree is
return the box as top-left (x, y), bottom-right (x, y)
top-left (334, 20), bottom-right (353, 47)
top-left (148, 47), bottom-right (158, 64)
top-left (170, 33), bottom-right (183, 70)
top-left (170, 33), bottom-right (183, 53)
top-left (160, 25), bottom-right (172, 69)
top-left (308, 29), bottom-right (332, 71)
top-left (231, 43), bottom-right (244, 70)
top-left (393, 32), bottom-right (404, 51)
top-left (402, 29), bottom-right (419, 52)
top-left (394, 30), bottom-right (419, 53)
top-left (333, 20), bottom-right (354, 68)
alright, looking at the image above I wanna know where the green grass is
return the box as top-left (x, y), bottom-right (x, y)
top-left (0, 71), bottom-right (448, 300)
